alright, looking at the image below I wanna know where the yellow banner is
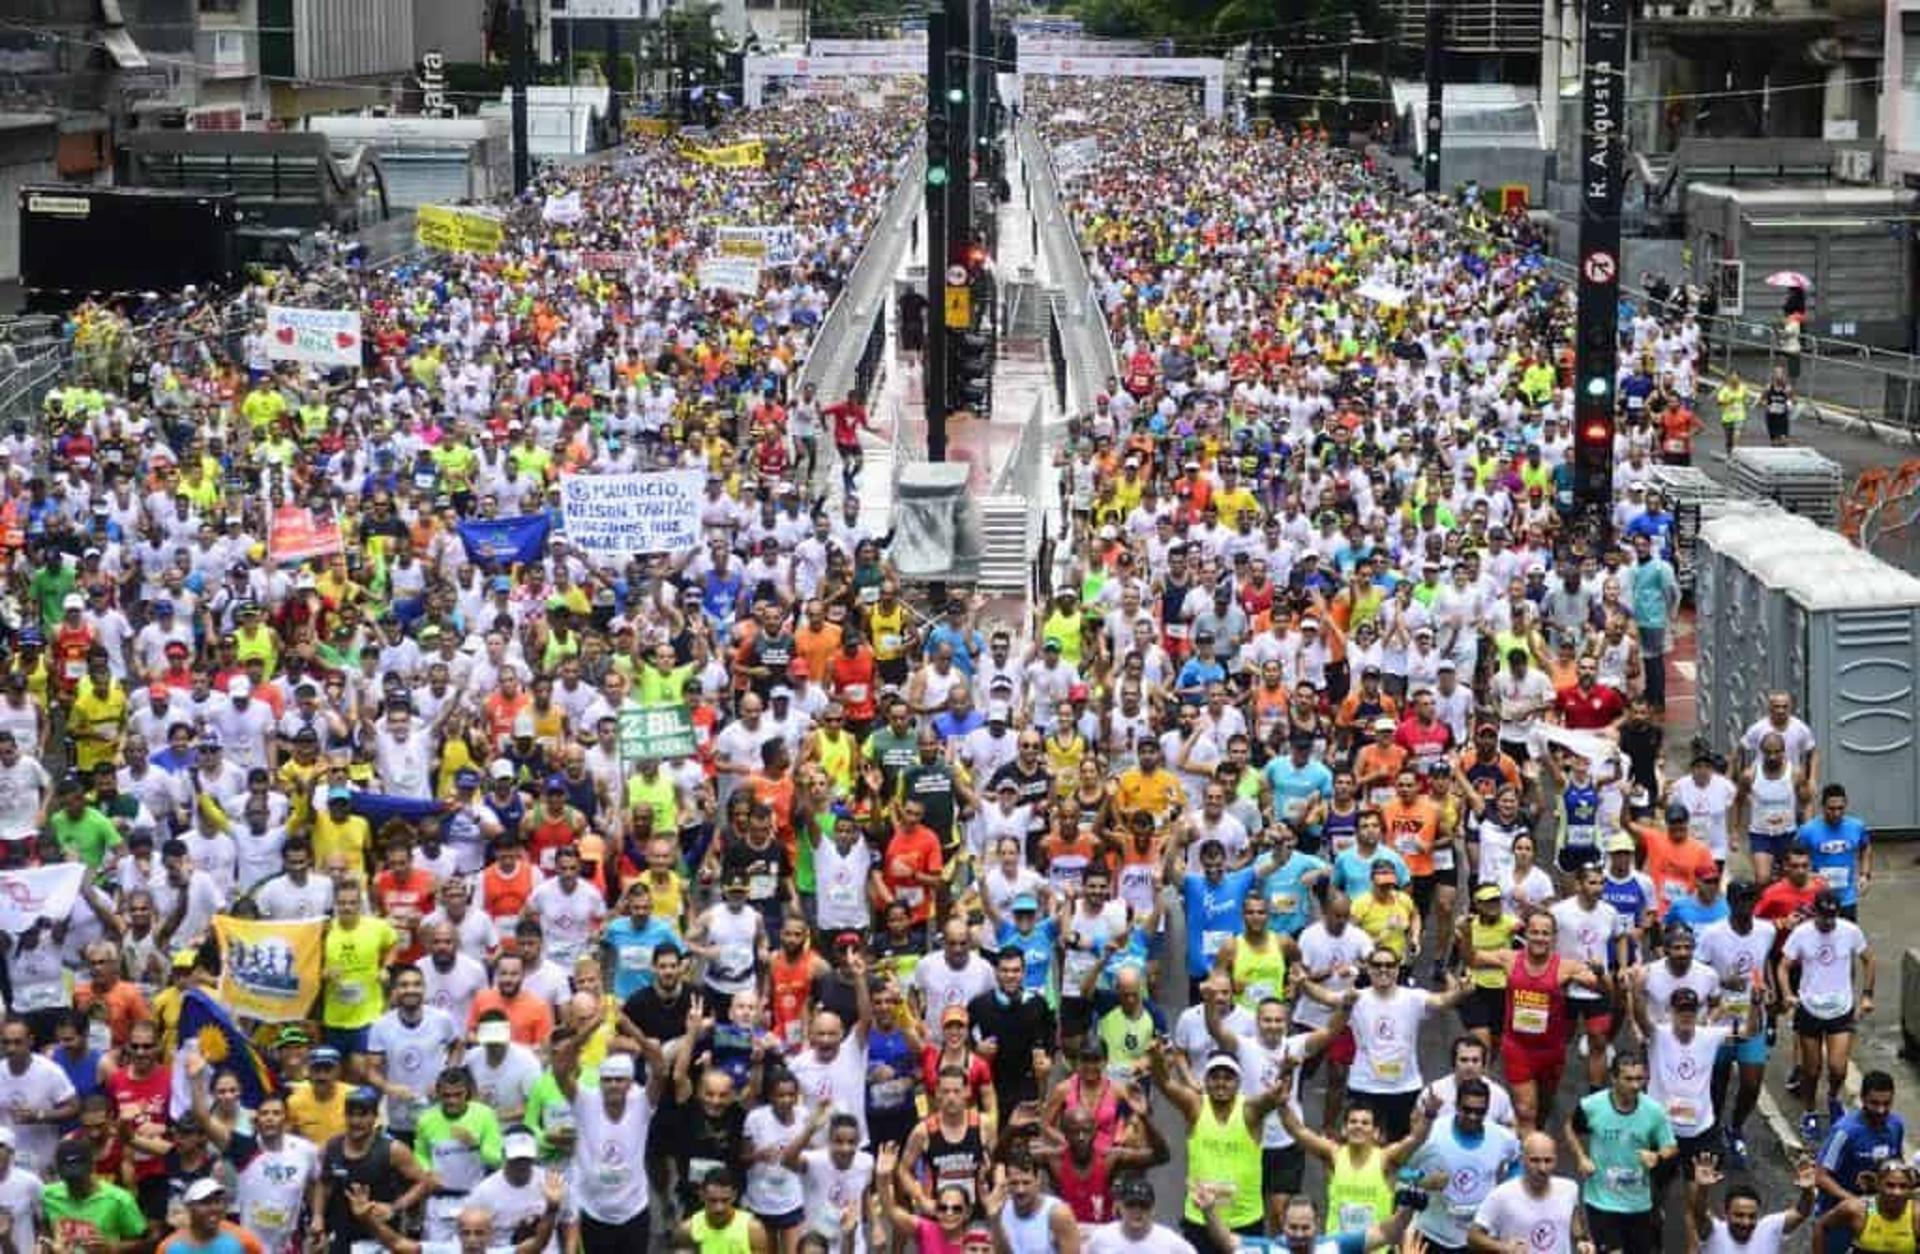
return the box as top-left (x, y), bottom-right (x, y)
top-left (415, 204), bottom-right (505, 254)
top-left (681, 139), bottom-right (766, 168)
top-left (213, 914), bottom-right (325, 1023)
top-left (626, 116), bottom-right (676, 137)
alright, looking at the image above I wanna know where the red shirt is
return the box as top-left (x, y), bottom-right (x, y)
top-left (1555, 682), bottom-right (1626, 730)
top-left (882, 823), bottom-right (943, 925)
top-left (375, 866), bottom-right (438, 961)
top-left (105, 1063), bottom-right (172, 1179)
top-left (829, 647), bottom-right (879, 722)
top-left (1756, 875), bottom-right (1828, 953)
top-left (825, 402), bottom-right (870, 447)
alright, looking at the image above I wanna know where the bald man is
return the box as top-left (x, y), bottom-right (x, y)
top-left (1468, 1132), bottom-right (1593, 1254)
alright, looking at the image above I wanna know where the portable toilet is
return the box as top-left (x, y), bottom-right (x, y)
top-left (1781, 556), bottom-right (1920, 834)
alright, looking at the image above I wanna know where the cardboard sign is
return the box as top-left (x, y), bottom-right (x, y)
top-left (269, 505), bottom-right (344, 564)
top-left (698, 255), bottom-right (762, 296)
top-left (559, 470), bottom-right (703, 559)
top-left (264, 306), bottom-right (362, 367)
top-left (619, 703), bottom-right (698, 761)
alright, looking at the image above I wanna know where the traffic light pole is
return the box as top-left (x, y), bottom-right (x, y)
top-left (1423, 2), bottom-right (1444, 194)
top-left (925, 2), bottom-right (951, 462)
top-left (1572, 0), bottom-right (1627, 548)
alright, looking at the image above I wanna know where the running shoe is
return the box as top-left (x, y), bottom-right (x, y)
top-left (1800, 1111), bottom-right (1822, 1144)
top-left (1725, 1130), bottom-right (1749, 1170)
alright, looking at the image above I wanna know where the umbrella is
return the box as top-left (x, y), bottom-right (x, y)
top-left (1764, 270), bottom-right (1812, 289)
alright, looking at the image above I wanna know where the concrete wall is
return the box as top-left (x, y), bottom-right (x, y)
top-left (414, 0), bottom-right (487, 64)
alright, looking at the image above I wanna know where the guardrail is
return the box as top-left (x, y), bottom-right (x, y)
top-left (1016, 120), bottom-right (1121, 414)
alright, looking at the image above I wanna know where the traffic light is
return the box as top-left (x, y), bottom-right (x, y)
top-left (952, 330), bottom-right (993, 414)
top-left (927, 113), bottom-right (950, 188)
top-left (946, 49), bottom-right (967, 106)
top-left (1573, 382), bottom-right (1614, 507)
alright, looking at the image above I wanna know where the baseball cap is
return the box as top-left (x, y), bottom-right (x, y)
top-left (1664, 802), bottom-right (1692, 825)
top-left (941, 1005), bottom-right (969, 1027)
top-left (1670, 988), bottom-right (1702, 1011)
top-left (54, 1139), bottom-right (92, 1169)
top-left (275, 1026), bottom-right (311, 1048)
top-left (184, 1178), bottom-right (227, 1204)
top-left (502, 1131), bottom-right (539, 1160)
top-left (61, 593), bottom-right (82, 611)
top-left (1813, 888), bottom-right (1842, 913)
top-left (310, 1046), bottom-right (343, 1068)
top-left (490, 759), bottom-right (516, 780)
top-left (1010, 893), bottom-right (1039, 913)
top-left (1604, 833), bottom-right (1636, 855)
top-left (599, 1054), bottom-right (637, 1081)
top-left (1473, 883), bottom-right (1503, 902)
top-left (228, 676), bottom-right (252, 698)
top-left (1114, 1176), bottom-right (1155, 1206)
top-left (345, 1085), bottom-right (382, 1109)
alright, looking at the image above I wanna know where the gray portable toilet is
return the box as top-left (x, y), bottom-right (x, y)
top-left (1781, 557), bottom-right (1920, 834)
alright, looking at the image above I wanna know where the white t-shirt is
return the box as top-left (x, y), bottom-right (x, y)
top-left (741, 1104), bottom-right (809, 1217)
top-left (1472, 1176), bottom-right (1581, 1254)
top-left (1170, 1003), bottom-right (1254, 1076)
top-left (1292, 922), bottom-right (1372, 1031)
top-left (366, 1007), bottom-right (461, 1132)
top-left (0, 1055), bottom-right (77, 1173)
top-left (1783, 918), bottom-right (1869, 1020)
top-left (569, 1087), bottom-right (653, 1223)
top-left (467, 1043), bottom-right (542, 1117)
top-left (799, 1148), bottom-right (874, 1254)
top-left (1351, 988), bottom-right (1434, 1095)
top-left (1741, 717), bottom-right (1815, 770)
top-left (1650, 1022), bottom-right (1732, 1136)
top-left (0, 1165), bottom-right (42, 1253)
top-left (1084, 1224), bottom-right (1199, 1254)
top-left (1671, 773), bottom-right (1739, 861)
top-left (525, 878), bottom-right (607, 967)
top-left (1550, 897), bottom-right (1620, 1002)
top-left (255, 872), bottom-right (335, 921)
top-left (787, 1042), bottom-right (869, 1147)
top-left (911, 954), bottom-right (995, 1035)
top-left (1697, 919), bottom-right (1778, 1023)
top-left (232, 1135), bottom-right (319, 1243)
top-left (1642, 959), bottom-right (1721, 1025)
top-left (1702, 1212), bottom-right (1791, 1254)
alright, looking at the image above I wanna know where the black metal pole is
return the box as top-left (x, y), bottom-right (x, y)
top-left (1423, 1), bottom-right (1443, 193)
top-left (925, 1), bottom-right (950, 462)
top-left (511, 0), bottom-right (531, 193)
top-left (1573, 0), bottom-right (1627, 546)
top-left (945, 1), bottom-right (972, 270)
top-left (606, 20), bottom-right (622, 136)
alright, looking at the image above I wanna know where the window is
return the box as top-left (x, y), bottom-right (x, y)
top-left (212, 30), bottom-right (246, 67)
top-left (199, 0), bottom-right (242, 12)
top-left (1716, 259), bottom-right (1744, 315)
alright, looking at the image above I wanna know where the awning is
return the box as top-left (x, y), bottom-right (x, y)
top-left (100, 25), bottom-right (149, 69)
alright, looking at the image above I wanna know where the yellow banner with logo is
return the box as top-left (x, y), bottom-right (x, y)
top-left (213, 914), bottom-right (325, 1023)
top-left (680, 139), bottom-right (766, 168)
top-left (415, 204), bottom-right (505, 254)
top-left (626, 116), bottom-right (676, 137)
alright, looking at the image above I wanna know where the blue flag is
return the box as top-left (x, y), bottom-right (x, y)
top-left (347, 790), bottom-right (448, 828)
top-left (178, 987), bottom-right (280, 1107)
top-left (456, 514), bottom-right (551, 568)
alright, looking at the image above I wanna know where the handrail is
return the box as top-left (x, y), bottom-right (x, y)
top-left (1015, 120), bottom-right (1121, 413)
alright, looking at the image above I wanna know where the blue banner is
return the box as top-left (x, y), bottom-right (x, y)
top-left (457, 514), bottom-right (551, 568)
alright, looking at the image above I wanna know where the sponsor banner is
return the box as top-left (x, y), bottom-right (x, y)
top-left (212, 914), bottom-right (326, 1023)
top-left (415, 204), bottom-right (505, 254)
top-left (681, 138), bottom-right (766, 167)
top-left (264, 306), bottom-right (362, 367)
top-left (559, 470), bottom-right (702, 559)
top-left (619, 703), bottom-right (698, 760)
top-left (714, 224), bottom-right (798, 266)
top-left (0, 864), bottom-right (83, 934)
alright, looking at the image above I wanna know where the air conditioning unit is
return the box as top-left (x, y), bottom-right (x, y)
top-left (1834, 148), bottom-right (1874, 184)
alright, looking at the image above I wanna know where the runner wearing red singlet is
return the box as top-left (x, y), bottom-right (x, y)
top-left (1471, 910), bottom-right (1600, 1134)
top-left (1031, 1103), bottom-right (1166, 1225)
top-left (767, 916), bottom-right (826, 1048)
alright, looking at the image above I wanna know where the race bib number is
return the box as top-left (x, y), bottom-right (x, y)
top-left (1511, 1005), bottom-right (1550, 1035)
top-left (333, 978), bottom-right (365, 1005)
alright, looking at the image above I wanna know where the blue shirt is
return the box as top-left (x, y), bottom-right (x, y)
top-left (1261, 851), bottom-right (1330, 937)
top-left (923, 624), bottom-right (984, 675)
top-left (1331, 846), bottom-right (1411, 900)
top-left (995, 918), bottom-right (1059, 999)
top-left (930, 708), bottom-right (985, 743)
top-left (1175, 657), bottom-right (1227, 704)
top-left (1817, 1110), bottom-right (1906, 1213)
top-left (1264, 757), bottom-right (1334, 833)
top-left (1664, 893), bottom-right (1730, 935)
top-left (1627, 556), bottom-right (1678, 632)
top-left (1184, 866), bottom-right (1258, 976)
top-left (1795, 815), bottom-right (1871, 906)
top-left (602, 916), bottom-right (681, 1001)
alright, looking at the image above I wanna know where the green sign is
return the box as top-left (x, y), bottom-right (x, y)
top-left (619, 704), bottom-right (698, 761)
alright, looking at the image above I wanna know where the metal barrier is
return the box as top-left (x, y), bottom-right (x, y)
top-left (1015, 121), bottom-right (1121, 415)
top-left (0, 340), bottom-right (67, 425)
top-left (1046, 294), bottom-right (1070, 412)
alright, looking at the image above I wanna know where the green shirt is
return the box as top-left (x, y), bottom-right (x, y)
top-left (1575, 1089), bottom-right (1675, 1214)
top-left (49, 806), bottom-right (120, 870)
top-left (29, 564), bottom-right (75, 631)
top-left (43, 1180), bottom-right (147, 1245)
top-left (413, 1101), bottom-right (504, 1191)
top-left (523, 1071), bottom-right (583, 1163)
top-left (861, 728), bottom-right (918, 791)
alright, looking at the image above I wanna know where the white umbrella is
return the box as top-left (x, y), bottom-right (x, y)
top-left (1764, 270), bottom-right (1812, 289)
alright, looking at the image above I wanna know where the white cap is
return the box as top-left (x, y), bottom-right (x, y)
top-left (62, 593), bottom-right (83, 611)
top-left (475, 1020), bottom-right (512, 1046)
top-left (184, 1178), bottom-right (227, 1204)
top-left (598, 1053), bottom-right (637, 1080)
top-left (489, 759), bottom-right (515, 780)
top-left (502, 1132), bottom-right (538, 1160)
top-left (228, 676), bottom-right (252, 697)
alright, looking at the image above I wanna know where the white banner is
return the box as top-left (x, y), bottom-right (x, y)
top-left (0, 864), bottom-right (85, 935)
top-left (1053, 137), bottom-right (1100, 177)
top-left (698, 255), bottom-right (763, 295)
top-left (559, 471), bottom-right (703, 559)
top-left (542, 190), bottom-right (584, 225)
top-left (264, 306), bottom-right (362, 367)
top-left (714, 224), bottom-right (798, 267)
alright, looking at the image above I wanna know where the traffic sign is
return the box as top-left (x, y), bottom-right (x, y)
top-left (944, 285), bottom-right (972, 329)
top-left (1583, 251), bottom-right (1617, 284)
top-left (946, 264), bottom-right (969, 286)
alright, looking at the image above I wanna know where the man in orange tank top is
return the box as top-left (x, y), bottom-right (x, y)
top-left (767, 917), bottom-right (827, 1049)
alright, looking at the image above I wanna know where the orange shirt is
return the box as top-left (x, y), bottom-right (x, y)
top-left (882, 823), bottom-right (944, 925)
top-left (793, 621), bottom-right (843, 682)
top-left (74, 979), bottom-right (152, 1049)
top-left (1352, 742), bottom-right (1409, 807)
top-left (1380, 797), bottom-right (1442, 878)
top-left (466, 987), bottom-right (554, 1047)
top-left (482, 690), bottom-right (531, 749)
top-left (1636, 823), bottom-right (1718, 912)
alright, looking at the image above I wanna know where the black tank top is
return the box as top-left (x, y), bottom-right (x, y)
top-left (923, 1113), bottom-right (985, 1201)
top-left (323, 1131), bottom-right (401, 1252)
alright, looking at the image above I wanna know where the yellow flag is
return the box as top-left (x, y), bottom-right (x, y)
top-left (680, 139), bottom-right (765, 168)
top-left (213, 914), bottom-right (325, 1023)
top-left (415, 204), bottom-right (505, 254)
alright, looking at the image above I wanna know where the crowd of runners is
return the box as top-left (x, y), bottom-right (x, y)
top-left (0, 65), bottom-right (1900, 1254)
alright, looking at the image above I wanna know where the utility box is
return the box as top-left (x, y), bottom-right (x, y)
top-left (891, 463), bottom-right (983, 583)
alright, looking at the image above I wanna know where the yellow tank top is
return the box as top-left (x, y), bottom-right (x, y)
top-left (1183, 1097), bottom-right (1262, 1231)
top-left (869, 603), bottom-right (909, 661)
top-left (815, 729), bottom-right (854, 796)
top-left (233, 624), bottom-right (277, 675)
top-left (688, 1208), bottom-right (754, 1254)
top-left (1042, 609), bottom-right (1084, 665)
top-left (1470, 914), bottom-right (1521, 989)
top-left (1326, 1144), bottom-right (1394, 1236)
top-left (625, 770), bottom-right (679, 832)
top-left (1231, 932), bottom-right (1288, 1011)
top-left (1858, 1202), bottom-right (1918, 1254)
top-left (1044, 734), bottom-right (1086, 793)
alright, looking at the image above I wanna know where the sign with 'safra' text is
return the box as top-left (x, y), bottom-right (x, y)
top-left (559, 470), bottom-right (703, 559)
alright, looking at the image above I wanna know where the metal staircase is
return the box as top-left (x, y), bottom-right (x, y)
top-left (977, 496), bottom-right (1034, 591)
